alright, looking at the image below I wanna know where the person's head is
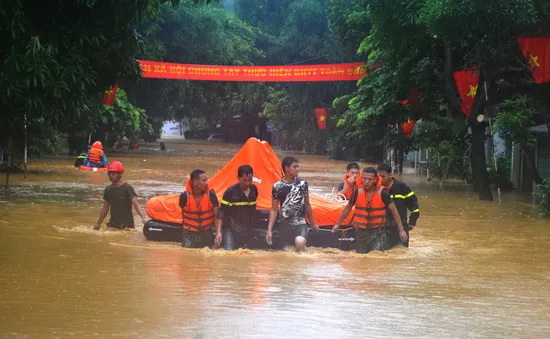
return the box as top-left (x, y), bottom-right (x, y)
top-left (237, 165), bottom-right (253, 190)
top-left (346, 162), bottom-right (360, 180)
top-left (92, 141), bottom-right (103, 150)
top-left (190, 169), bottom-right (208, 193)
top-left (282, 157), bottom-right (299, 178)
top-left (362, 167), bottom-right (378, 190)
top-left (377, 163), bottom-right (393, 187)
top-left (107, 161), bottom-right (124, 183)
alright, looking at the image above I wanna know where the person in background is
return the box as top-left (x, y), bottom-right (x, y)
top-left (216, 165), bottom-right (258, 250)
top-left (84, 141), bottom-right (108, 168)
top-left (179, 170), bottom-right (219, 248)
top-left (93, 161), bottom-right (147, 230)
top-left (377, 163), bottom-right (419, 248)
top-left (337, 162), bottom-right (360, 200)
top-left (266, 157), bottom-right (319, 252)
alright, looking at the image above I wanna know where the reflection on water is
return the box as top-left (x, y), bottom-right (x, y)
top-left (1, 140), bottom-right (550, 338)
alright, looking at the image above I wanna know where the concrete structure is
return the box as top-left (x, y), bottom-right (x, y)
top-left (160, 119), bottom-right (189, 140)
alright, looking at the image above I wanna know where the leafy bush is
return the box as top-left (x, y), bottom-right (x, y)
top-left (535, 180), bottom-right (550, 218)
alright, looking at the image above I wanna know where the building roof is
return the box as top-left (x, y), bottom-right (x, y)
top-left (528, 124), bottom-right (549, 135)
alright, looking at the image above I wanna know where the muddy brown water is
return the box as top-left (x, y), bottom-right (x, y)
top-left (1, 140), bottom-right (549, 338)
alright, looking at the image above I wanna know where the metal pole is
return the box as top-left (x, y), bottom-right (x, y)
top-left (485, 81), bottom-right (501, 203)
top-left (24, 114), bottom-right (28, 179)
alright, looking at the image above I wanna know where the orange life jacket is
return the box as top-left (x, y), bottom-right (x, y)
top-left (88, 147), bottom-right (104, 164)
top-left (182, 180), bottom-right (215, 232)
top-left (353, 186), bottom-right (387, 229)
top-left (342, 174), bottom-right (357, 200)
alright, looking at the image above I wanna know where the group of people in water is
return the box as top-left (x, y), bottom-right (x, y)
top-left (92, 156), bottom-right (420, 254)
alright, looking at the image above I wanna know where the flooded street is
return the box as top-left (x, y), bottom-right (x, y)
top-left (1, 140), bottom-right (550, 338)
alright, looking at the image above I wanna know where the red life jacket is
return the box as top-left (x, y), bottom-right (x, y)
top-left (88, 147), bottom-right (104, 164)
top-left (352, 186), bottom-right (387, 229)
top-left (182, 179), bottom-right (215, 232)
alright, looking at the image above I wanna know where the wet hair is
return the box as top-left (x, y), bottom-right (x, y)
top-left (347, 162), bottom-right (360, 171)
top-left (190, 169), bottom-right (205, 181)
top-left (238, 165), bottom-right (253, 177)
top-left (363, 167), bottom-right (377, 176)
top-left (377, 163), bottom-right (392, 174)
top-left (282, 157), bottom-right (298, 173)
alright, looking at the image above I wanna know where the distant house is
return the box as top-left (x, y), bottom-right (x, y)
top-left (161, 119), bottom-right (189, 140)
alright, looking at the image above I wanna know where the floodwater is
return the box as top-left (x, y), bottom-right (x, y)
top-left (1, 140), bottom-right (549, 338)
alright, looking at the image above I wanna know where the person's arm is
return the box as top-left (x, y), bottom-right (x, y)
top-left (304, 194), bottom-right (318, 231)
top-left (332, 202), bottom-right (353, 232)
top-left (100, 154), bottom-right (107, 167)
top-left (388, 202), bottom-right (408, 243)
top-left (131, 197), bottom-right (148, 224)
top-left (209, 191), bottom-right (222, 247)
top-left (94, 201), bottom-right (110, 230)
top-left (266, 199), bottom-right (278, 245)
top-left (84, 154), bottom-right (89, 165)
top-left (403, 184), bottom-right (420, 229)
top-left (337, 181), bottom-right (348, 195)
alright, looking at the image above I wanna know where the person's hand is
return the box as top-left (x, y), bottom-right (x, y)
top-left (93, 223), bottom-right (100, 230)
top-left (399, 230), bottom-right (408, 243)
top-left (348, 176), bottom-right (356, 184)
top-left (332, 224), bottom-right (340, 233)
top-left (408, 224), bottom-right (415, 231)
top-left (266, 230), bottom-right (273, 245)
top-left (141, 216), bottom-right (149, 225)
top-left (311, 223), bottom-right (320, 232)
top-left (214, 231), bottom-right (222, 248)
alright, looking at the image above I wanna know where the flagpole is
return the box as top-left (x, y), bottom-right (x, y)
top-left (485, 81), bottom-right (501, 203)
top-left (24, 113), bottom-right (28, 179)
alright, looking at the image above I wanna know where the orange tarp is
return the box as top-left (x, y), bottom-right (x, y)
top-left (146, 138), bottom-right (353, 227)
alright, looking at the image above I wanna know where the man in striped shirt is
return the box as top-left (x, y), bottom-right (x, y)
top-left (377, 164), bottom-right (420, 248)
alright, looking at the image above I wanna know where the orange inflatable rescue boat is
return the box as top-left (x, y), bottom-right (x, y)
top-left (144, 138), bottom-right (357, 250)
top-left (78, 165), bottom-right (108, 172)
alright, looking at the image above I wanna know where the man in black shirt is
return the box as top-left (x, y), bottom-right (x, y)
top-left (216, 165), bottom-right (258, 250)
top-left (377, 164), bottom-right (420, 248)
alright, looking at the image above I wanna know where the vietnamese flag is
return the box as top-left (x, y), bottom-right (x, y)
top-left (314, 108), bottom-right (328, 130)
top-left (401, 118), bottom-right (415, 138)
top-left (103, 84), bottom-right (119, 106)
top-left (454, 70), bottom-right (479, 120)
top-left (517, 37), bottom-right (550, 84)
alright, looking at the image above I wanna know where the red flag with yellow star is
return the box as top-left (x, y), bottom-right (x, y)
top-left (314, 108), bottom-right (328, 130)
top-left (401, 118), bottom-right (415, 138)
top-left (103, 84), bottom-right (119, 106)
top-left (517, 37), bottom-right (550, 84)
top-left (453, 70), bottom-right (479, 120)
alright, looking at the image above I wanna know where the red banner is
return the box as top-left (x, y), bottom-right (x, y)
top-left (103, 84), bottom-right (119, 106)
top-left (517, 37), bottom-right (550, 84)
top-left (314, 108), bottom-right (328, 130)
top-left (137, 60), bottom-right (365, 82)
top-left (454, 70), bottom-right (479, 120)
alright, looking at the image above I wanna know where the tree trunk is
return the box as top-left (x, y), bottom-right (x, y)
top-left (522, 148), bottom-right (543, 185)
top-left (471, 122), bottom-right (493, 201)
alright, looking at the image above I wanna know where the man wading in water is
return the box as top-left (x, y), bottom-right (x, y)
top-left (93, 161), bottom-right (148, 230)
top-left (266, 157), bottom-right (319, 252)
top-left (332, 167), bottom-right (407, 254)
top-left (377, 163), bottom-right (420, 248)
top-left (180, 170), bottom-right (219, 248)
top-left (215, 165), bottom-right (258, 250)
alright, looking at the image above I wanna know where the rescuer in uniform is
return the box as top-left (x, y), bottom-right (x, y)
top-left (337, 162), bottom-right (360, 200)
top-left (377, 164), bottom-right (419, 248)
top-left (179, 169), bottom-right (219, 249)
top-left (266, 157), bottom-right (319, 252)
top-left (215, 165), bottom-right (258, 250)
top-left (93, 161), bottom-right (148, 230)
top-left (332, 167), bottom-right (408, 254)
top-left (84, 141), bottom-right (108, 168)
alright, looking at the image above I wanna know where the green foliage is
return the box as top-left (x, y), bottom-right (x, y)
top-left (493, 96), bottom-right (537, 150)
top-left (535, 179), bottom-right (550, 218)
top-left (99, 89), bottom-right (152, 141)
